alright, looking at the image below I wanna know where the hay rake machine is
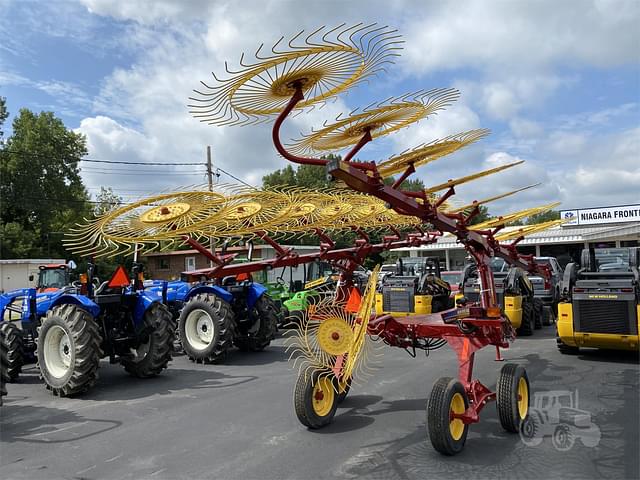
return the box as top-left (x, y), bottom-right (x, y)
top-left (67, 23), bottom-right (561, 455)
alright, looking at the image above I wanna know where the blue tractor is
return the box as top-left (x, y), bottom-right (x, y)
top-left (146, 273), bottom-right (278, 364)
top-left (0, 263), bottom-right (176, 396)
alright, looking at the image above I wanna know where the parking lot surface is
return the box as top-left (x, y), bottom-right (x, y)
top-left (1, 328), bottom-right (638, 480)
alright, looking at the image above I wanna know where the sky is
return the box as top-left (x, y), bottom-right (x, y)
top-left (1, 0), bottom-right (639, 214)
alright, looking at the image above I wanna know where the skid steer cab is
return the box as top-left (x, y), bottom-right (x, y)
top-left (557, 247), bottom-right (639, 353)
top-left (375, 257), bottom-right (453, 316)
top-left (34, 262), bottom-right (175, 397)
top-left (458, 259), bottom-right (543, 336)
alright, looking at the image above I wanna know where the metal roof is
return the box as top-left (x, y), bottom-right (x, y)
top-left (394, 223), bottom-right (640, 251)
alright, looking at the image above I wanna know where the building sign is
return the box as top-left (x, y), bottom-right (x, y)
top-left (560, 204), bottom-right (640, 226)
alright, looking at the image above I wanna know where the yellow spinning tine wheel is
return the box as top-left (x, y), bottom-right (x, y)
top-left (287, 89), bottom-right (460, 156)
top-left (189, 24), bottom-right (403, 126)
top-left (64, 190), bottom-right (228, 258)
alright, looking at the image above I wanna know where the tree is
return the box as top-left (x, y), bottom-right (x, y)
top-left (0, 107), bottom-right (91, 258)
top-left (526, 210), bottom-right (559, 224)
top-left (94, 187), bottom-right (123, 216)
top-left (0, 97), bottom-right (7, 141)
top-left (468, 205), bottom-right (492, 225)
top-left (262, 154), bottom-right (340, 190)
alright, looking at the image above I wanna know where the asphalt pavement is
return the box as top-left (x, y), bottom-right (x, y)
top-left (1, 327), bottom-right (638, 480)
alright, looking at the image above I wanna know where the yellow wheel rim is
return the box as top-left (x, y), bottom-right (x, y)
top-left (449, 392), bottom-right (466, 441)
top-left (312, 376), bottom-right (335, 417)
top-left (316, 317), bottom-right (354, 356)
top-left (224, 201), bottom-right (263, 220)
top-left (140, 202), bottom-right (192, 223)
top-left (518, 377), bottom-right (529, 419)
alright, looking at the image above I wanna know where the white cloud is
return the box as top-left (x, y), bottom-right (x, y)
top-left (548, 131), bottom-right (587, 156)
top-left (46, 0), bottom-right (639, 213)
top-left (402, 0), bottom-right (639, 73)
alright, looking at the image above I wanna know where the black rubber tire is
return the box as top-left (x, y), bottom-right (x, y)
top-left (37, 305), bottom-right (102, 397)
top-left (179, 293), bottom-right (234, 364)
top-left (122, 302), bottom-right (175, 378)
top-left (294, 370), bottom-right (338, 429)
top-left (427, 377), bottom-right (469, 456)
top-left (556, 335), bottom-right (579, 355)
top-left (533, 298), bottom-right (544, 329)
top-left (0, 322), bottom-right (24, 382)
top-left (234, 294), bottom-right (278, 352)
top-left (517, 299), bottom-right (534, 336)
top-left (496, 363), bottom-right (529, 433)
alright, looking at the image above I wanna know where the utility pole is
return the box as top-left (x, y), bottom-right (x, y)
top-left (206, 145), bottom-right (213, 192)
top-left (206, 146), bottom-right (215, 267)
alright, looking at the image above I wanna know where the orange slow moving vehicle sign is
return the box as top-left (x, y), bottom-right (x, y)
top-left (108, 266), bottom-right (131, 288)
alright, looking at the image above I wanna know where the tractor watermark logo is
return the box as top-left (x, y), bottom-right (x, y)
top-left (519, 389), bottom-right (601, 451)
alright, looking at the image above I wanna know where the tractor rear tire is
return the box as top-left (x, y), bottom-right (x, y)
top-left (0, 322), bottom-right (24, 382)
top-left (517, 299), bottom-right (534, 336)
top-left (123, 303), bottom-right (175, 378)
top-left (427, 377), bottom-right (469, 455)
top-left (294, 370), bottom-right (338, 429)
top-left (234, 295), bottom-right (278, 352)
top-left (533, 298), bottom-right (543, 329)
top-left (179, 293), bottom-right (234, 364)
top-left (556, 336), bottom-right (579, 355)
top-left (37, 305), bottom-right (102, 397)
top-left (496, 363), bottom-right (529, 433)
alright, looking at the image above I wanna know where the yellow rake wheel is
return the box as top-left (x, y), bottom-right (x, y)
top-left (316, 317), bottom-right (353, 356)
top-left (294, 370), bottom-right (339, 429)
top-left (216, 189), bottom-right (293, 238)
top-left (64, 191), bottom-right (227, 258)
top-left (189, 24), bottom-right (403, 126)
top-left (496, 363), bottom-right (530, 433)
top-left (376, 129), bottom-right (490, 178)
top-left (287, 89), bottom-right (459, 155)
top-left (427, 377), bottom-right (470, 455)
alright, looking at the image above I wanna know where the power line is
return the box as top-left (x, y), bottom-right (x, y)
top-left (2, 149), bottom-right (203, 165)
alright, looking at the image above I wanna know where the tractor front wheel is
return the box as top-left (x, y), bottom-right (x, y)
top-left (294, 371), bottom-right (338, 429)
top-left (179, 293), bottom-right (234, 364)
top-left (234, 294), bottom-right (278, 352)
top-left (427, 377), bottom-right (470, 455)
top-left (37, 305), bottom-right (102, 396)
top-left (122, 303), bottom-right (175, 378)
top-left (496, 363), bottom-right (530, 433)
top-left (0, 322), bottom-right (24, 382)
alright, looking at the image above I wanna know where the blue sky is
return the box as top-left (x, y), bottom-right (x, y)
top-left (1, 0), bottom-right (638, 213)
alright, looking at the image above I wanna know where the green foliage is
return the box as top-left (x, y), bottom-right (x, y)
top-left (0, 97), bottom-right (7, 140)
top-left (0, 222), bottom-right (40, 258)
top-left (526, 209), bottom-right (559, 224)
top-left (262, 154), bottom-right (342, 190)
top-left (94, 187), bottom-right (123, 216)
top-left (0, 106), bottom-right (91, 258)
top-left (469, 205), bottom-right (492, 225)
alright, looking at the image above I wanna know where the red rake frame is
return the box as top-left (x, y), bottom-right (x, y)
top-left (270, 81), bottom-right (552, 429)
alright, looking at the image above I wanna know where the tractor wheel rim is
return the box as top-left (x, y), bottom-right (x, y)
top-left (185, 309), bottom-right (214, 351)
top-left (449, 392), bottom-right (466, 440)
top-left (44, 325), bottom-right (72, 378)
top-left (518, 377), bottom-right (529, 419)
top-left (312, 376), bottom-right (335, 417)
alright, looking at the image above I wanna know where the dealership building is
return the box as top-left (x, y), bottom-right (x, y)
top-left (394, 203), bottom-right (640, 270)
